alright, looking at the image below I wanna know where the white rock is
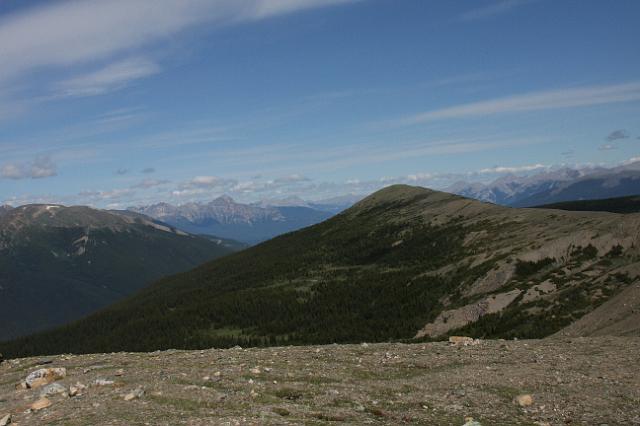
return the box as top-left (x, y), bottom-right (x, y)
top-left (124, 387), bottom-right (145, 401)
top-left (94, 379), bottom-right (114, 386)
top-left (0, 414), bottom-right (10, 426)
top-left (25, 368), bottom-right (66, 388)
top-left (39, 382), bottom-right (67, 397)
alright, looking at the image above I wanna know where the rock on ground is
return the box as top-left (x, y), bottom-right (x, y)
top-left (0, 337), bottom-right (639, 425)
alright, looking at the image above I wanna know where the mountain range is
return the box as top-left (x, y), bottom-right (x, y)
top-left (4, 185), bottom-right (638, 357)
top-left (447, 160), bottom-right (640, 207)
top-left (129, 195), bottom-right (340, 244)
top-left (0, 204), bottom-right (239, 341)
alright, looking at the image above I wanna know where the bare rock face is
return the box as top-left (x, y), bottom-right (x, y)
top-left (24, 368), bottom-right (66, 389)
top-left (416, 290), bottom-right (522, 338)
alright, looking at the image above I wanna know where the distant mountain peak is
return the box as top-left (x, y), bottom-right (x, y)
top-left (212, 194), bottom-right (236, 204)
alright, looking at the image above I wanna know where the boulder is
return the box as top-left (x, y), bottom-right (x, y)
top-left (123, 387), bottom-right (145, 401)
top-left (448, 336), bottom-right (476, 346)
top-left (25, 368), bottom-right (66, 389)
top-left (39, 382), bottom-right (67, 397)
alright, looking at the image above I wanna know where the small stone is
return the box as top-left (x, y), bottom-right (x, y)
top-left (514, 394), bottom-right (534, 407)
top-left (39, 382), bottom-right (67, 397)
top-left (250, 367), bottom-right (261, 374)
top-left (213, 371), bottom-right (221, 377)
top-left (31, 397), bottom-right (52, 411)
top-left (0, 414), bottom-right (10, 426)
top-left (463, 417), bottom-right (482, 426)
top-left (361, 342), bottom-right (369, 348)
top-left (114, 369), bottom-right (125, 376)
top-left (94, 379), bottom-right (115, 386)
top-left (124, 387), bottom-right (145, 401)
top-left (449, 336), bottom-right (478, 346)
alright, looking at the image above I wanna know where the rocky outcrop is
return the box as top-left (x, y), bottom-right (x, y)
top-left (416, 290), bottom-right (522, 338)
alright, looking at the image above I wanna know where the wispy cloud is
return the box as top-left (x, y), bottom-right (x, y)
top-left (479, 163), bottom-right (547, 174)
top-left (598, 144), bottom-right (618, 151)
top-left (131, 179), bottom-right (171, 189)
top-left (0, 0), bottom-right (358, 82)
top-left (606, 129), bottom-right (629, 141)
top-left (396, 82), bottom-right (640, 126)
top-left (0, 156), bottom-right (57, 180)
top-left (53, 58), bottom-right (160, 98)
top-left (459, 0), bottom-right (534, 22)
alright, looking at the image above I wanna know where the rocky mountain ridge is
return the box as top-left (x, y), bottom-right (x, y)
top-left (4, 185), bottom-right (638, 357)
top-left (129, 195), bottom-right (333, 244)
top-left (447, 161), bottom-right (640, 206)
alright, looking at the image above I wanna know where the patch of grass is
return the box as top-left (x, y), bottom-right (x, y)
top-left (149, 395), bottom-right (217, 411)
top-left (273, 387), bottom-right (305, 401)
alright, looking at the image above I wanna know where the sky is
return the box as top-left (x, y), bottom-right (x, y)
top-left (0, 0), bottom-right (639, 208)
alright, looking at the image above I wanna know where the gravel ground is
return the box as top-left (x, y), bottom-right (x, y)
top-left (1, 337), bottom-right (639, 425)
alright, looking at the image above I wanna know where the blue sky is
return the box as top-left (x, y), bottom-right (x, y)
top-left (1, 0), bottom-right (639, 207)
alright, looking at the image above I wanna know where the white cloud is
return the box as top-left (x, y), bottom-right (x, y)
top-left (397, 82), bottom-right (640, 125)
top-left (78, 188), bottom-right (136, 201)
top-left (459, 0), bottom-right (534, 22)
top-left (274, 174), bottom-right (310, 184)
top-left (0, 0), bottom-right (358, 82)
top-left (179, 175), bottom-right (237, 190)
top-left (479, 163), bottom-right (547, 174)
top-left (54, 58), bottom-right (160, 97)
top-left (0, 156), bottom-right (57, 180)
top-left (598, 144), bottom-right (618, 151)
top-left (131, 179), bottom-right (171, 189)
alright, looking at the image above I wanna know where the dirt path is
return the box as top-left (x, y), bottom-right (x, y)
top-left (1, 337), bottom-right (639, 425)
